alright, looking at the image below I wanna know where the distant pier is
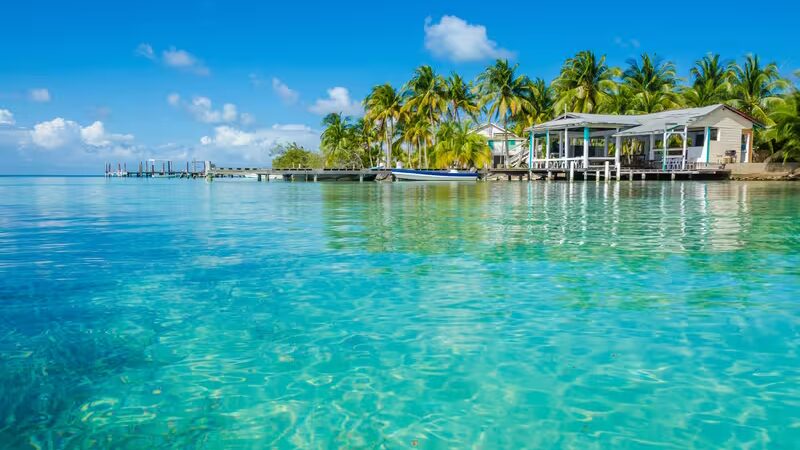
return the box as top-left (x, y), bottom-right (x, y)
top-left (104, 159), bottom-right (208, 178)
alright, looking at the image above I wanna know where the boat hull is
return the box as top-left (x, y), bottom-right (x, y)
top-left (391, 169), bottom-right (479, 182)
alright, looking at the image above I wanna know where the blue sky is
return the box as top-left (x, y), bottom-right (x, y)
top-left (1, 0), bottom-right (798, 174)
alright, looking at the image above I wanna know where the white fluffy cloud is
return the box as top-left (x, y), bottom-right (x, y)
top-left (30, 118), bottom-right (81, 149)
top-left (0, 109), bottom-right (14, 126)
top-left (423, 15), bottom-right (514, 62)
top-left (309, 87), bottom-right (362, 115)
top-left (272, 78), bottom-right (299, 104)
top-left (168, 94), bottom-right (250, 125)
top-left (29, 118), bottom-right (134, 152)
top-left (29, 88), bottom-right (51, 103)
top-left (136, 43), bottom-right (209, 75)
top-left (80, 121), bottom-right (133, 147)
top-left (200, 123), bottom-right (319, 162)
top-left (162, 47), bottom-right (209, 75)
top-left (187, 96), bottom-right (238, 123)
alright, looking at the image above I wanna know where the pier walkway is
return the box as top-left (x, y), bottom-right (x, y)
top-left (106, 161), bottom-right (731, 182)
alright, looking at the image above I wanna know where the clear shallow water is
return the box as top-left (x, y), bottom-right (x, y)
top-left (1, 177), bottom-right (799, 449)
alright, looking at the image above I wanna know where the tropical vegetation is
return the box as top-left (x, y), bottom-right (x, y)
top-left (315, 52), bottom-right (800, 168)
top-left (271, 142), bottom-right (324, 169)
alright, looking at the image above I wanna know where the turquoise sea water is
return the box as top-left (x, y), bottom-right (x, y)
top-left (1, 177), bottom-right (799, 449)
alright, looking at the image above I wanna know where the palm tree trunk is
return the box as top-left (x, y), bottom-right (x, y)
top-left (503, 116), bottom-right (509, 168)
top-left (428, 110), bottom-right (436, 168)
top-left (422, 139), bottom-right (428, 169)
top-left (407, 140), bottom-right (412, 168)
top-left (385, 127), bottom-right (391, 168)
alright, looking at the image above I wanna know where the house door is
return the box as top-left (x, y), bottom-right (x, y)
top-left (741, 130), bottom-right (752, 163)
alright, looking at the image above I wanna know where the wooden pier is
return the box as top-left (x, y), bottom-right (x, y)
top-left (488, 165), bottom-right (730, 181)
top-left (104, 160), bottom-right (208, 178)
top-left (105, 160), bottom-right (731, 182)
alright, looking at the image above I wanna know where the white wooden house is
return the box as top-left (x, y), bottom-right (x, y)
top-left (525, 105), bottom-right (759, 171)
top-left (472, 123), bottom-right (525, 168)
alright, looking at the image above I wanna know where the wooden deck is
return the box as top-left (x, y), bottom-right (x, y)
top-left (487, 166), bottom-right (730, 181)
top-left (107, 163), bottom-right (731, 182)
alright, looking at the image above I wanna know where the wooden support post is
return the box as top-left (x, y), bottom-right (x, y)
top-left (682, 125), bottom-right (688, 170)
top-left (629, 170), bottom-right (633, 181)
top-left (595, 170), bottom-right (600, 182)
top-left (359, 174), bottom-right (363, 182)
top-left (604, 161), bottom-right (610, 181)
top-left (547, 170), bottom-right (552, 180)
top-left (545, 129), bottom-right (551, 168)
top-left (671, 173), bottom-right (676, 181)
top-left (641, 173), bottom-right (646, 180)
top-left (569, 161), bottom-right (574, 181)
top-left (257, 174), bottom-right (262, 182)
top-left (314, 174), bottom-right (318, 182)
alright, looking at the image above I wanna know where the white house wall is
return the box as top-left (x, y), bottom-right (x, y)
top-left (692, 109), bottom-right (752, 163)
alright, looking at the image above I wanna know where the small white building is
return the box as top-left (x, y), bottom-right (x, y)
top-left (472, 123), bottom-right (526, 168)
top-left (526, 104), bottom-right (759, 171)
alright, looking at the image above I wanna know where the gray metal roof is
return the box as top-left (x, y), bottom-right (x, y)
top-left (528, 104), bottom-right (742, 135)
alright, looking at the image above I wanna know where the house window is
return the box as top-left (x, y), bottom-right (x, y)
top-left (710, 128), bottom-right (719, 141)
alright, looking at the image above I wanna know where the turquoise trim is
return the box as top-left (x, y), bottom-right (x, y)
top-left (703, 127), bottom-right (710, 163)
top-left (545, 129), bottom-right (550, 159)
top-left (583, 127), bottom-right (589, 160)
top-left (528, 132), bottom-right (534, 168)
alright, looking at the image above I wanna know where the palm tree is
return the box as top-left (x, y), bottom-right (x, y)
top-left (606, 84), bottom-right (636, 115)
top-left (764, 87), bottom-right (800, 161)
top-left (403, 66), bottom-right (447, 167)
top-left (364, 84), bottom-right (403, 168)
top-left (552, 50), bottom-right (619, 114)
top-left (320, 113), bottom-right (352, 167)
top-left (476, 59), bottom-right (532, 168)
top-left (682, 54), bottom-right (734, 106)
top-left (404, 112), bottom-right (432, 168)
top-left (623, 53), bottom-right (680, 113)
top-left (444, 73), bottom-right (480, 123)
top-left (528, 78), bottom-right (555, 124)
top-left (730, 54), bottom-right (789, 125)
top-left (432, 121), bottom-right (492, 169)
top-left (353, 117), bottom-right (380, 167)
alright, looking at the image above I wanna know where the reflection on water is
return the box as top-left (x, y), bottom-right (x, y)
top-left (323, 181), bottom-right (791, 256)
top-left (0, 178), bottom-right (799, 449)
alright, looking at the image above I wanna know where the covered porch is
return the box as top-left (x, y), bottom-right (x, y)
top-left (525, 116), bottom-right (721, 172)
